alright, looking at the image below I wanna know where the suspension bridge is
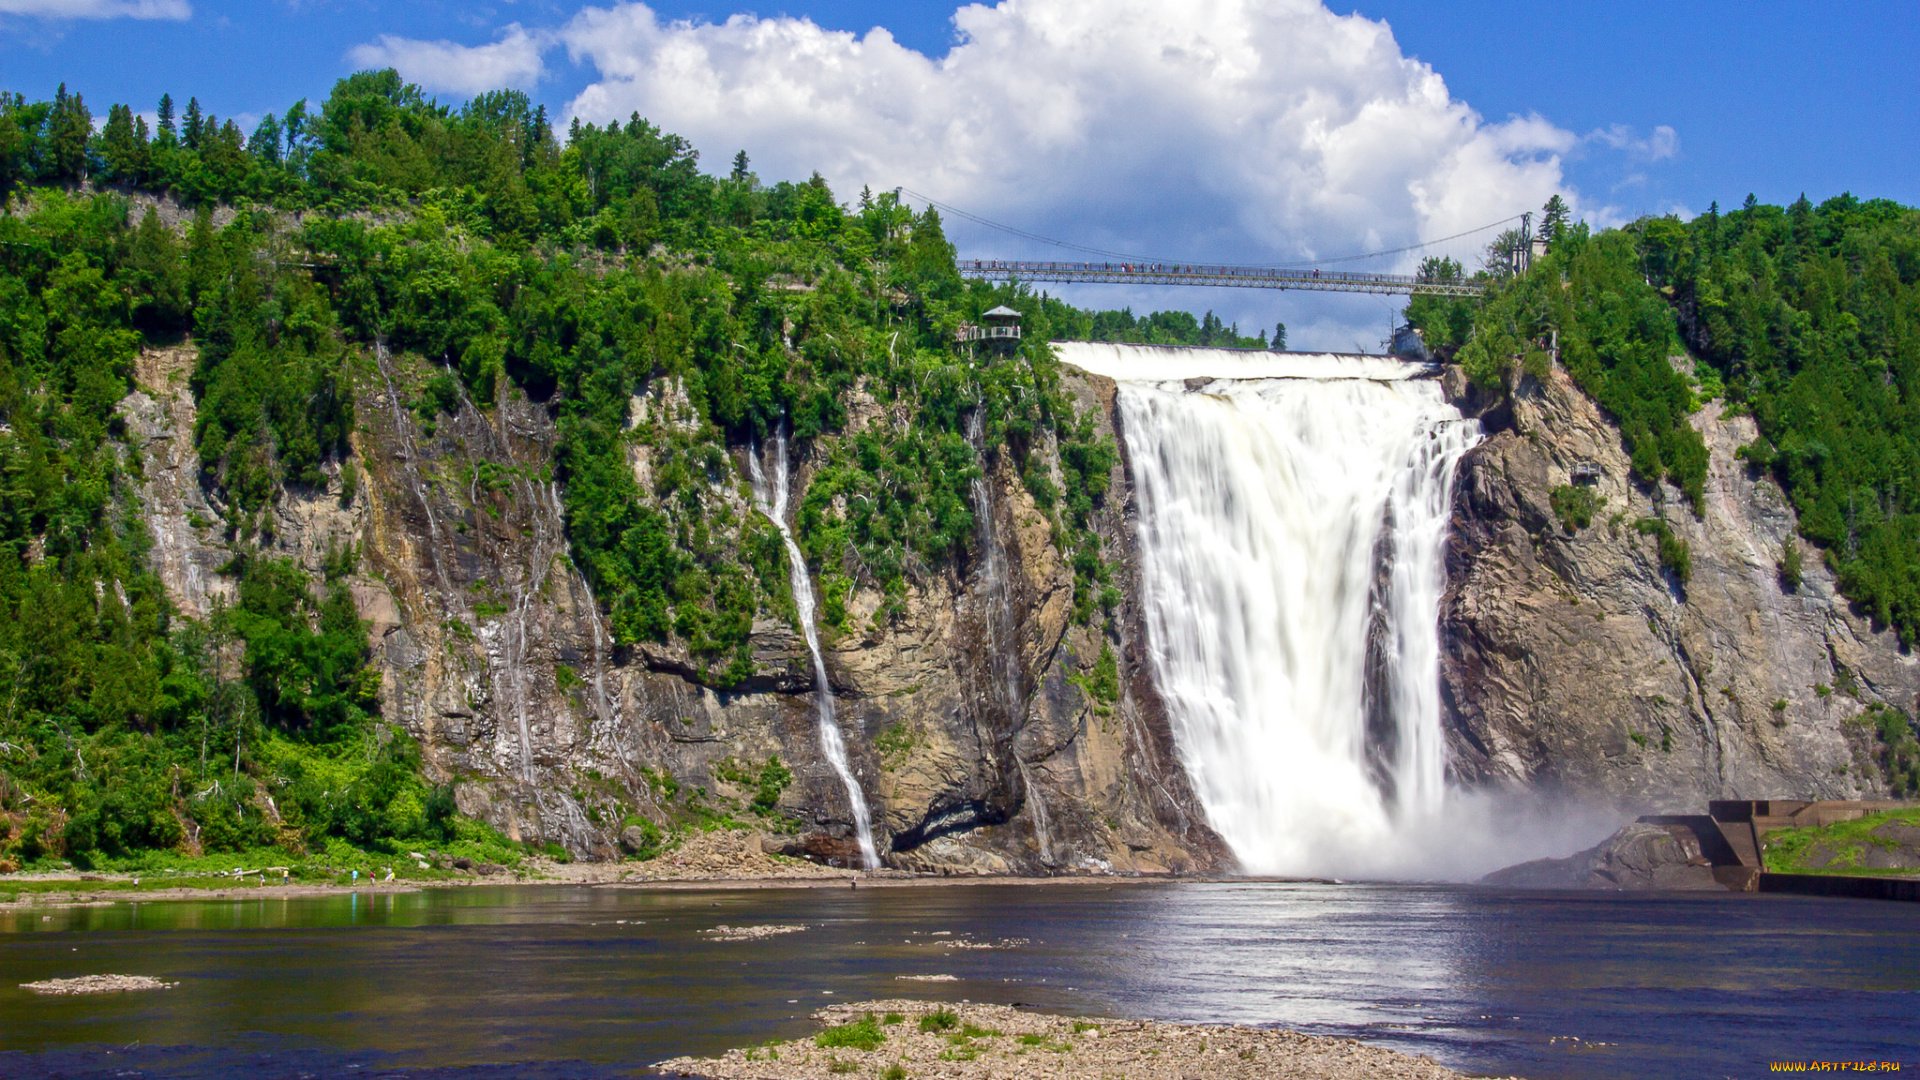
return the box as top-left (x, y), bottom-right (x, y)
top-left (955, 259), bottom-right (1486, 297)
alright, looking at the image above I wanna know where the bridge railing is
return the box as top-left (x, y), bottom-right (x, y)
top-left (956, 259), bottom-right (1485, 297)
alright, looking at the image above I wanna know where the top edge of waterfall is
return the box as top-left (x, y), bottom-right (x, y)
top-left (1051, 341), bottom-right (1438, 383)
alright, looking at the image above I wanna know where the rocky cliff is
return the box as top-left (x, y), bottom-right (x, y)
top-left (1440, 362), bottom-right (1919, 809)
top-left (121, 343), bottom-right (1226, 873)
top-left (122, 335), bottom-right (1904, 872)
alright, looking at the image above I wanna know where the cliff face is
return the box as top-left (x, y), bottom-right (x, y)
top-left (1440, 363), bottom-right (1918, 808)
top-left (130, 333), bottom-right (1889, 867)
top-left (122, 344), bottom-right (1227, 873)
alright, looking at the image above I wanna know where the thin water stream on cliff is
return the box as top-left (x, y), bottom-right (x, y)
top-left (748, 429), bottom-right (880, 869)
top-left (4, 883), bottom-right (1916, 1079)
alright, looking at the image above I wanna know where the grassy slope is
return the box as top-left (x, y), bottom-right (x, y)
top-left (1761, 807), bottom-right (1920, 876)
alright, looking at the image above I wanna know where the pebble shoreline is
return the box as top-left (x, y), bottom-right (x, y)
top-left (659, 999), bottom-right (1508, 1080)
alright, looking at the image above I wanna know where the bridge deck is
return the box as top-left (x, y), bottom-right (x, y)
top-left (958, 260), bottom-right (1485, 297)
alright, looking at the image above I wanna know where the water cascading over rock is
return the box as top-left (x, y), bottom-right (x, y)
top-left (1059, 344), bottom-right (1479, 876)
top-left (749, 428), bottom-right (880, 869)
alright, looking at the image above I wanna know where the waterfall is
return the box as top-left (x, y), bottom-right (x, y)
top-left (748, 427), bottom-right (880, 870)
top-left (1059, 343), bottom-right (1479, 877)
top-left (965, 410), bottom-right (1050, 862)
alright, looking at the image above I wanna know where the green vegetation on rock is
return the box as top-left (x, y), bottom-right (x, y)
top-left (1549, 484), bottom-right (1602, 532)
top-left (1415, 192), bottom-right (1919, 640)
top-left (1762, 805), bottom-right (1920, 876)
top-left (817, 1015), bottom-right (887, 1051)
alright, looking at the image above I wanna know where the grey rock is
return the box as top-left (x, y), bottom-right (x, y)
top-left (1483, 823), bottom-right (1720, 890)
top-left (1441, 364), bottom-right (1919, 810)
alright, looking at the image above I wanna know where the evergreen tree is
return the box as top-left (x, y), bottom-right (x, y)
top-left (99, 102), bottom-right (142, 181)
top-left (0, 94), bottom-right (35, 200)
top-left (155, 93), bottom-right (177, 145)
top-left (47, 83), bottom-right (92, 182)
top-left (731, 150), bottom-right (750, 181)
top-left (182, 96), bottom-right (203, 150)
top-left (1483, 228), bottom-right (1526, 277)
top-left (1271, 322), bottom-right (1288, 351)
top-left (201, 118), bottom-right (248, 196)
top-left (1540, 194), bottom-right (1571, 247)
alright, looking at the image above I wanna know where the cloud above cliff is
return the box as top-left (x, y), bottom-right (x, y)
top-left (348, 25), bottom-right (548, 95)
top-left (0, 0), bottom-right (189, 17)
top-left (546, 0), bottom-right (1578, 269)
top-left (353, 0), bottom-right (1614, 345)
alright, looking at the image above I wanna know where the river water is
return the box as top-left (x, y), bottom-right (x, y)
top-left (3, 882), bottom-right (1916, 1079)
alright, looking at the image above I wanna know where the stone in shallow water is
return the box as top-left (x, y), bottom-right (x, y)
top-left (21, 974), bottom-right (178, 995)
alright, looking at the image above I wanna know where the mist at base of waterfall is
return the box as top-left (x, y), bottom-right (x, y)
top-left (1273, 789), bottom-right (1631, 883)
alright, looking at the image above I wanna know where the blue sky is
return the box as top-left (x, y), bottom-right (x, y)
top-left (4, 0), bottom-right (1914, 348)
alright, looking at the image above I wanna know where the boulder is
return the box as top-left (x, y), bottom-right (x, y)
top-left (1483, 823), bottom-right (1721, 890)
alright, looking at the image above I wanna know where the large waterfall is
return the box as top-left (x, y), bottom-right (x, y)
top-left (1058, 343), bottom-right (1480, 877)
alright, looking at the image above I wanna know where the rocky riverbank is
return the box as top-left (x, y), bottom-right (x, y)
top-left (659, 999), bottom-right (1502, 1080)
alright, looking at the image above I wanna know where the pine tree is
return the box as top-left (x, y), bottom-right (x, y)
top-left (731, 150), bottom-right (750, 182)
top-left (156, 93), bottom-right (177, 145)
top-left (183, 96), bottom-right (203, 150)
top-left (47, 83), bottom-right (92, 182)
top-left (99, 103), bottom-right (141, 181)
top-left (1540, 194), bottom-right (1571, 247)
top-left (0, 95), bottom-right (29, 201)
top-left (1271, 322), bottom-right (1287, 351)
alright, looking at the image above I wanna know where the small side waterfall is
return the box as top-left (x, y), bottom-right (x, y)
top-left (748, 428), bottom-right (880, 869)
top-left (1060, 343), bottom-right (1478, 877)
top-left (964, 410), bottom-right (1050, 861)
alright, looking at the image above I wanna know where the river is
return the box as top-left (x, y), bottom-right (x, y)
top-left (3, 881), bottom-right (1916, 1078)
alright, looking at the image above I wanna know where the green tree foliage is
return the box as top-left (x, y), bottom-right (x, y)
top-left (1668, 193), bottom-right (1920, 642)
top-left (0, 192), bottom-right (452, 868)
top-left (1058, 306), bottom-right (1275, 349)
top-left (1549, 484), bottom-right (1602, 532)
top-left (1540, 195), bottom-right (1572, 248)
top-left (1414, 190), bottom-right (1919, 640)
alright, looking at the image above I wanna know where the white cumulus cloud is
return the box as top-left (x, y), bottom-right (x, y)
top-left (0, 0), bottom-right (189, 17)
top-left (554, 0), bottom-right (1576, 274)
top-left (347, 24), bottom-right (548, 96)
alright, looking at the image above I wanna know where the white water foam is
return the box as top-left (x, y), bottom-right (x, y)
top-left (1056, 342), bottom-right (1478, 877)
top-left (748, 428), bottom-right (880, 870)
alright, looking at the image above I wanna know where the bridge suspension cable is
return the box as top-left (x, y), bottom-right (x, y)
top-left (899, 186), bottom-right (1519, 279)
top-left (956, 260), bottom-right (1486, 297)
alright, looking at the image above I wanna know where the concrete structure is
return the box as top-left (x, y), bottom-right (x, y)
top-left (1641, 800), bottom-right (1919, 897)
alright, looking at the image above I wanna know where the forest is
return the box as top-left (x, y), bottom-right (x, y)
top-left (2, 71), bottom-right (1916, 867)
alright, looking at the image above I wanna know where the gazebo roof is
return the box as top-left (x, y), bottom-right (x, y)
top-left (982, 305), bottom-right (1022, 320)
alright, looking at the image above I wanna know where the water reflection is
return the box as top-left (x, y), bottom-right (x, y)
top-left (2, 882), bottom-right (1917, 1080)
